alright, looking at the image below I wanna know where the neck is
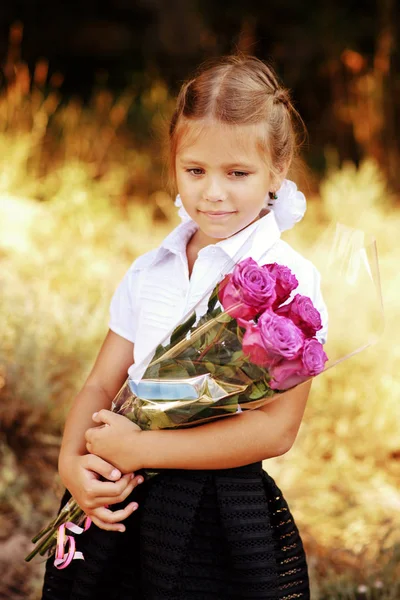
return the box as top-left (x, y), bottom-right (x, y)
top-left (190, 212), bottom-right (266, 252)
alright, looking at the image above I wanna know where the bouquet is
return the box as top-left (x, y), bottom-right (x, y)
top-left (26, 257), bottom-right (328, 567)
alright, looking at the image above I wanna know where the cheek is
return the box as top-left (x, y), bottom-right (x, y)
top-left (238, 194), bottom-right (266, 215)
top-left (237, 180), bottom-right (267, 201)
top-left (176, 176), bottom-right (194, 198)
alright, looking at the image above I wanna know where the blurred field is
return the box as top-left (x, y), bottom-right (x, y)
top-left (0, 60), bottom-right (399, 600)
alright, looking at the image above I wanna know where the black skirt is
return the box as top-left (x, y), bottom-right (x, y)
top-left (41, 462), bottom-right (310, 599)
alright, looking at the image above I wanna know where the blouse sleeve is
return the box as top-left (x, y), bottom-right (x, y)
top-left (108, 265), bottom-right (139, 344)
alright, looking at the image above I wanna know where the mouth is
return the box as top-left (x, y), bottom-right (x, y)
top-left (199, 210), bottom-right (237, 219)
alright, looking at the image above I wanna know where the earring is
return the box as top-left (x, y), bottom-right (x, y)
top-left (269, 191), bottom-right (278, 200)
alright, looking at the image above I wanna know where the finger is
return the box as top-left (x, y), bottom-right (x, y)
top-left (90, 513), bottom-right (127, 532)
top-left (83, 453), bottom-right (129, 481)
top-left (90, 516), bottom-right (123, 532)
top-left (92, 409), bottom-right (115, 426)
top-left (84, 427), bottom-right (95, 445)
top-left (85, 426), bottom-right (104, 445)
top-left (88, 474), bottom-right (144, 507)
top-left (90, 503), bottom-right (139, 531)
top-left (85, 473), bottom-right (143, 503)
top-left (92, 410), bottom-right (141, 432)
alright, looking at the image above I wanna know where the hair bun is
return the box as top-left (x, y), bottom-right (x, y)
top-left (273, 88), bottom-right (290, 109)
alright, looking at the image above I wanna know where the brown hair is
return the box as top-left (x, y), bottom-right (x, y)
top-left (164, 53), bottom-right (305, 197)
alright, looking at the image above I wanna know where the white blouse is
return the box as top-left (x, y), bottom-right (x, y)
top-left (109, 210), bottom-right (328, 379)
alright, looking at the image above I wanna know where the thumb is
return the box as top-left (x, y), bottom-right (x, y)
top-left (92, 409), bottom-right (115, 425)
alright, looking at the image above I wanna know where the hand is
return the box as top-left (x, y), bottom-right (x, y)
top-left (59, 453), bottom-right (144, 532)
top-left (85, 410), bottom-right (144, 474)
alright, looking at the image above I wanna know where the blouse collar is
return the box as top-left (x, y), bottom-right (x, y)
top-left (158, 210), bottom-right (281, 265)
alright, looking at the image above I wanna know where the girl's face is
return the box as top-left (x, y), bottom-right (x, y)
top-left (175, 120), bottom-right (279, 248)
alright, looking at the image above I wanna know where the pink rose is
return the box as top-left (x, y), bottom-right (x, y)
top-left (240, 320), bottom-right (276, 368)
top-left (264, 263), bottom-right (298, 309)
top-left (258, 310), bottom-right (304, 361)
top-left (218, 257), bottom-right (276, 320)
top-left (302, 338), bottom-right (328, 376)
top-left (269, 358), bottom-right (305, 390)
top-left (269, 338), bottom-right (328, 390)
top-left (276, 294), bottom-right (322, 337)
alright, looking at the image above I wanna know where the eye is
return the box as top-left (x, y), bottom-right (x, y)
top-left (186, 168), bottom-right (249, 178)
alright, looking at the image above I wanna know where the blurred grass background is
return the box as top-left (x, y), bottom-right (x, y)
top-left (0, 19), bottom-right (399, 600)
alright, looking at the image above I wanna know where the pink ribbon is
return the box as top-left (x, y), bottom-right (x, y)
top-left (54, 516), bottom-right (92, 569)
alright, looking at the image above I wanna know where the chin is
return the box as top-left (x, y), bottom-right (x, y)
top-left (206, 225), bottom-right (244, 239)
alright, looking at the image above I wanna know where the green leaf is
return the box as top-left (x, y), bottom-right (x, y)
top-left (215, 312), bottom-right (232, 324)
top-left (152, 343), bottom-right (168, 359)
top-left (175, 358), bottom-right (197, 377)
top-left (245, 380), bottom-right (274, 401)
top-left (231, 350), bottom-right (245, 365)
top-left (203, 361), bottom-right (215, 374)
top-left (207, 285), bottom-right (219, 313)
top-left (170, 312), bottom-right (196, 346)
top-left (157, 361), bottom-right (190, 379)
top-left (240, 360), bottom-right (269, 381)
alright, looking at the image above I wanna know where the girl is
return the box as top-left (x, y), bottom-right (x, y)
top-left (42, 54), bottom-right (327, 599)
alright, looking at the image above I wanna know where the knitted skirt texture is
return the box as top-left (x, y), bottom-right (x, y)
top-left (41, 462), bottom-right (310, 599)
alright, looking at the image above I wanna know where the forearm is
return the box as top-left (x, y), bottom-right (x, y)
top-left (59, 384), bottom-right (112, 469)
top-left (134, 380), bottom-right (312, 472)
top-left (139, 408), bottom-right (291, 471)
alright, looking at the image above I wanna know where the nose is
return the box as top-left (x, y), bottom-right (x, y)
top-left (203, 177), bottom-right (227, 202)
